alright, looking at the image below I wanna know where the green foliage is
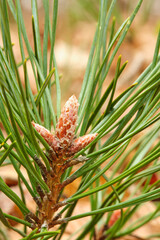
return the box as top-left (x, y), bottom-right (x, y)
top-left (0, 0), bottom-right (160, 239)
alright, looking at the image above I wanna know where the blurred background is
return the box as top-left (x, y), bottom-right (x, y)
top-left (7, 0), bottom-right (160, 102)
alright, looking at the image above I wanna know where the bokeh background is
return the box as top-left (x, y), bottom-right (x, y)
top-left (6, 0), bottom-right (160, 102)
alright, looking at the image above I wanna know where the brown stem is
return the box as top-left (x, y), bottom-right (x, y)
top-left (46, 148), bottom-right (57, 162)
top-left (33, 196), bottom-right (42, 209)
top-left (51, 201), bottom-right (67, 212)
top-left (51, 213), bottom-right (61, 222)
top-left (48, 218), bottom-right (68, 228)
top-left (36, 184), bottom-right (45, 201)
top-left (34, 155), bottom-right (48, 182)
top-left (60, 175), bottom-right (77, 189)
top-left (25, 213), bottom-right (39, 229)
top-left (28, 153), bottom-right (80, 228)
top-left (27, 212), bottom-right (41, 224)
top-left (63, 156), bottom-right (88, 169)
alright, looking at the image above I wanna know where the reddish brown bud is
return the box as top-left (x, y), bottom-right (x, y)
top-left (32, 96), bottom-right (98, 159)
top-left (55, 95), bottom-right (79, 150)
top-left (69, 133), bottom-right (98, 154)
top-left (32, 122), bottom-right (57, 149)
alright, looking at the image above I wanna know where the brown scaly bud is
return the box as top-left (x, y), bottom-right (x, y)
top-left (32, 95), bottom-right (98, 159)
top-left (32, 122), bottom-right (57, 149)
top-left (68, 133), bottom-right (98, 155)
top-left (55, 95), bottom-right (79, 150)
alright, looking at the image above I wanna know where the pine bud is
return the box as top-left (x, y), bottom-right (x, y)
top-left (32, 122), bottom-right (57, 149)
top-left (55, 95), bottom-right (79, 150)
top-left (69, 133), bottom-right (98, 154)
top-left (32, 95), bottom-right (98, 158)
